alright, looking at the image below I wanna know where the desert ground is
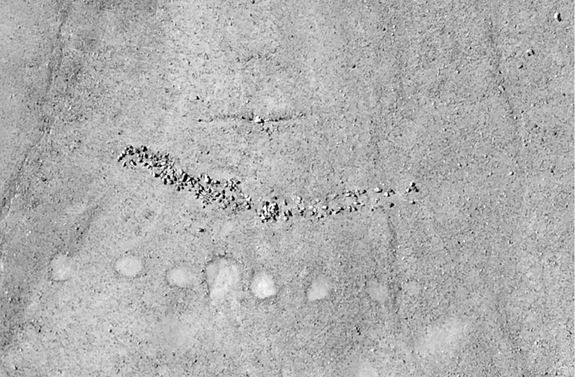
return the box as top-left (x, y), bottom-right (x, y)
top-left (0, 0), bottom-right (573, 376)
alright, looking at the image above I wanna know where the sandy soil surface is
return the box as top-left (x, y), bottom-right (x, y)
top-left (0, 0), bottom-right (573, 376)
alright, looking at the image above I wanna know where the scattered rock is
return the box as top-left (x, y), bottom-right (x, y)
top-left (406, 181), bottom-right (419, 193)
top-left (117, 144), bottom-right (251, 214)
top-left (117, 144), bottom-right (417, 224)
top-left (115, 255), bottom-right (143, 278)
top-left (251, 271), bottom-right (277, 299)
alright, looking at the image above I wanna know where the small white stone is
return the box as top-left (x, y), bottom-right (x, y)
top-left (167, 266), bottom-right (198, 288)
top-left (251, 272), bottom-right (277, 299)
top-left (307, 276), bottom-right (330, 302)
top-left (50, 254), bottom-right (74, 282)
top-left (115, 256), bottom-right (143, 278)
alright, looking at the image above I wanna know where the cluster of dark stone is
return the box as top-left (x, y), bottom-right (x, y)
top-left (117, 145), bottom-right (251, 211)
top-left (118, 145), bottom-right (419, 223)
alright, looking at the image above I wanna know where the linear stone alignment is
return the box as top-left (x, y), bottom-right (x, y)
top-left (118, 144), bottom-right (250, 212)
top-left (117, 145), bottom-right (420, 223)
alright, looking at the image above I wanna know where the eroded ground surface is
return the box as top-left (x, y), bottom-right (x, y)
top-left (0, 0), bottom-right (573, 376)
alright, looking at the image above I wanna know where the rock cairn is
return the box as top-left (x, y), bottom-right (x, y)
top-left (117, 145), bottom-right (420, 223)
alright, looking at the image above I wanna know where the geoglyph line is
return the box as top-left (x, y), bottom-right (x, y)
top-left (117, 144), bottom-right (420, 223)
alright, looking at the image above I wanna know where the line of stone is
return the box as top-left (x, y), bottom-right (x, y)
top-left (117, 145), bottom-right (420, 223)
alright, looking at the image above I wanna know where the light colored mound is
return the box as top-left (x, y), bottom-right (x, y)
top-left (307, 276), bottom-right (330, 302)
top-left (114, 255), bottom-right (143, 278)
top-left (167, 266), bottom-right (199, 288)
top-left (50, 254), bottom-right (74, 282)
top-left (349, 359), bottom-right (379, 377)
top-left (365, 279), bottom-right (389, 308)
top-left (251, 271), bottom-right (277, 299)
top-left (205, 258), bottom-right (241, 302)
top-left (416, 317), bottom-right (471, 360)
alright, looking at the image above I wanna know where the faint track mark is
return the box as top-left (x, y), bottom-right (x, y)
top-left (385, 215), bottom-right (402, 329)
top-left (63, 203), bottom-right (101, 257)
top-left (0, 2), bottom-right (69, 228)
top-left (0, 0), bottom-right (71, 351)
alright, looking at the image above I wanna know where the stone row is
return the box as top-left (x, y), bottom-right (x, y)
top-left (117, 145), bottom-right (420, 223)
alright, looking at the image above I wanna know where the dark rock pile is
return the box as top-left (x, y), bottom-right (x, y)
top-left (117, 145), bottom-right (251, 212)
top-left (117, 145), bottom-right (420, 223)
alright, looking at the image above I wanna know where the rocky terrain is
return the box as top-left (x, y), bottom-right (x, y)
top-left (0, 0), bottom-right (573, 376)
